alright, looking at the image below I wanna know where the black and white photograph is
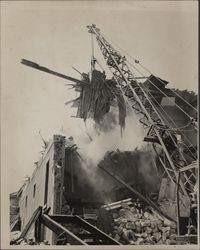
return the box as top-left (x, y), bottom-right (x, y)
top-left (1, 1), bottom-right (199, 248)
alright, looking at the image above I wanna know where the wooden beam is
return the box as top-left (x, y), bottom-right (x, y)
top-left (99, 165), bottom-right (176, 222)
top-left (41, 214), bottom-right (87, 245)
top-left (21, 59), bottom-right (89, 86)
top-left (11, 206), bottom-right (42, 244)
top-left (49, 215), bottom-right (121, 245)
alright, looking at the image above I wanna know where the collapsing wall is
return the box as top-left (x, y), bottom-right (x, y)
top-left (11, 130), bottom-right (197, 244)
top-left (61, 146), bottom-right (161, 211)
top-left (96, 149), bottom-right (160, 202)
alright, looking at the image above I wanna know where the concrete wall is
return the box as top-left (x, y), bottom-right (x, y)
top-left (19, 135), bottom-right (66, 243)
top-left (19, 142), bottom-right (54, 229)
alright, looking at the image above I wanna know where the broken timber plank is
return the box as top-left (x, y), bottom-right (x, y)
top-left (49, 214), bottom-right (121, 245)
top-left (41, 214), bottom-right (87, 245)
top-left (11, 206), bottom-right (42, 244)
top-left (21, 59), bottom-right (88, 86)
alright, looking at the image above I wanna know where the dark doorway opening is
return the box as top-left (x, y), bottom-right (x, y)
top-left (44, 161), bottom-right (49, 205)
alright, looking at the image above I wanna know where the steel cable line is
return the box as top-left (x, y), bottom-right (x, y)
top-left (95, 41), bottom-right (194, 192)
top-left (106, 50), bottom-right (188, 164)
top-left (108, 63), bottom-right (193, 187)
top-left (90, 26), bottom-right (196, 194)
top-left (96, 32), bottom-right (191, 161)
top-left (145, 95), bottom-right (197, 158)
top-left (101, 31), bottom-right (196, 124)
top-left (138, 62), bottom-right (197, 112)
top-left (126, 60), bottom-right (196, 122)
top-left (145, 87), bottom-right (197, 156)
top-left (123, 61), bottom-right (192, 158)
top-left (93, 31), bottom-right (197, 162)
top-left (125, 71), bottom-right (192, 165)
top-left (164, 123), bottom-right (193, 131)
top-left (145, 88), bottom-right (197, 160)
top-left (101, 31), bottom-right (197, 112)
top-left (122, 60), bottom-right (197, 172)
top-left (127, 61), bottom-right (198, 150)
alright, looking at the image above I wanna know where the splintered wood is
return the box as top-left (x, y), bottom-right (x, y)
top-left (73, 70), bottom-right (126, 130)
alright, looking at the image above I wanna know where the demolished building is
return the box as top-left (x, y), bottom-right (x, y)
top-left (10, 128), bottom-right (197, 245)
top-left (10, 25), bottom-right (198, 246)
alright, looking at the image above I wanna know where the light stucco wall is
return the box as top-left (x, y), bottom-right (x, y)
top-left (18, 135), bottom-right (66, 243)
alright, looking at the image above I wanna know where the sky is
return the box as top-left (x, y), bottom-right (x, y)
top-left (0, 1), bottom-right (198, 246)
top-left (1, 1), bottom-right (198, 194)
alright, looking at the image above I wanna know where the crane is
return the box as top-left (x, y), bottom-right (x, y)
top-left (86, 24), bottom-right (197, 197)
top-left (20, 26), bottom-right (197, 197)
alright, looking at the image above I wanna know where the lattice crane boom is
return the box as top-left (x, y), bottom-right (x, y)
top-left (87, 24), bottom-right (197, 196)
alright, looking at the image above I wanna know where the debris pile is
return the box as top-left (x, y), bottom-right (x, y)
top-left (110, 200), bottom-right (177, 245)
top-left (74, 70), bottom-right (126, 130)
top-left (10, 238), bottom-right (51, 246)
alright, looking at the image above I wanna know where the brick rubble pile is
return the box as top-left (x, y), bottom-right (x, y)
top-left (110, 200), bottom-right (177, 245)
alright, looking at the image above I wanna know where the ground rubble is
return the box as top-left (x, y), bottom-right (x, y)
top-left (11, 238), bottom-right (52, 245)
top-left (109, 200), bottom-right (177, 245)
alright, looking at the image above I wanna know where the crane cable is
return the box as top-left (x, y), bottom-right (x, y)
top-left (114, 68), bottom-right (194, 186)
top-left (95, 58), bottom-right (105, 72)
top-left (146, 89), bottom-right (197, 156)
top-left (127, 72), bottom-right (192, 165)
top-left (92, 30), bottom-right (196, 192)
top-left (127, 59), bottom-right (197, 123)
top-left (95, 32), bottom-right (197, 159)
top-left (123, 60), bottom-right (197, 161)
top-left (102, 57), bottom-right (197, 189)
top-left (93, 32), bottom-right (197, 158)
top-left (105, 52), bottom-right (188, 164)
top-left (101, 31), bottom-right (195, 120)
top-left (138, 62), bottom-right (197, 112)
top-left (91, 33), bottom-right (95, 74)
top-left (101, 32), bottom-right (198, 113)
top-left (106, 43), bottom-right (196, 164)
top-left (145, 89), bottom-right (197, 160)
top-left (137, 75), bottom-right (196, 146)
top-left (95, 37), bottom-right (194, 162)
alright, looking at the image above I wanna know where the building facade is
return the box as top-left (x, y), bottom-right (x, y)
top-left (19, 135), bottom-right (66, 243)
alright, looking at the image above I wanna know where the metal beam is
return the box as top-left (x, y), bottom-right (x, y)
top-left (179, 162), bottom-right (197, 173)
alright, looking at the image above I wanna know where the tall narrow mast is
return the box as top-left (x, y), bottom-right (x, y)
top-left (87, 24), bottom-right (196, 196)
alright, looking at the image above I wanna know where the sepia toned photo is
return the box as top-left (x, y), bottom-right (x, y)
top-left (1, 1), bottom-right (198, 249)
